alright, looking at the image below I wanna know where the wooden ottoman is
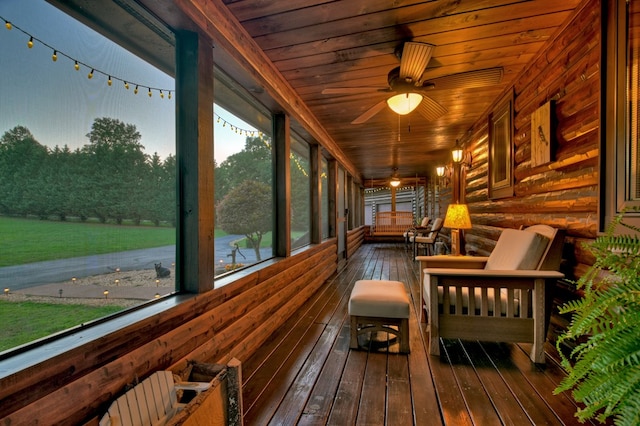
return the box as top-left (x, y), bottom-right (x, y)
top-left (349, 279), bottom-right (410, 353)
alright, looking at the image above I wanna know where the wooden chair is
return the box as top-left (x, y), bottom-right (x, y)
top-left (420, 225), bottom-right (565, 363)
top-left (403, 216), bottom-right (430, 249)
top-left (411, 217), bottom-right (443, 257)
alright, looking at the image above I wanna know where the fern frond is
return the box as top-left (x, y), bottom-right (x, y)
top-left (555, 208), bottom-right (640, 425)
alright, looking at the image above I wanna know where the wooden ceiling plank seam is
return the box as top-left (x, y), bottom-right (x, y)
top-left (262, 11), bottom-right (574, 63)
top-left (250, 0), bottom-right (580, 51)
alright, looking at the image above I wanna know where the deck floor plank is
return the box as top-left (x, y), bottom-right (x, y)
top-left (243, 243), bottom-right (589, 425)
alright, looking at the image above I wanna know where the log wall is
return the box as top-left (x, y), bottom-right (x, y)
top-left (461, 0), bottom-right (600, 347)
top-left (0, 241), bottom-right (338, 424)
top-left (347, 225), bottom-right (366, 258)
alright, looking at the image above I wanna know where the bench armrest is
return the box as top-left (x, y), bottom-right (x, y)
top-left (416, 255), bottom-right (489, 269)
top-left (424, 268), bottom-right (564, 279)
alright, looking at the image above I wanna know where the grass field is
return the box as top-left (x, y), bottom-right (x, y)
top-left (0, 299), bottom-right (126, 352)
top-left (0, 217), bottom-right (176, 267)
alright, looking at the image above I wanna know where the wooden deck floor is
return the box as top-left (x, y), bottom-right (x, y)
top-left (240, 243), bottom-right (594, 426)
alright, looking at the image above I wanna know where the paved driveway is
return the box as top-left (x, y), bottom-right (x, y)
top-left (0, 235), bottom-right (272, 291)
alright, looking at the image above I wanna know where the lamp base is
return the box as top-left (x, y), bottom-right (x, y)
top-left (450, 229), bottom-right (461, 256)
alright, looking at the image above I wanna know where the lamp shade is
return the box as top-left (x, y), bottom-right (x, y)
top-left (444, 203), bottom-right (472, 230)
top-left (386, 93), bottom-right (423, 115)
top-left (390, 177), bottom-right (401, 187)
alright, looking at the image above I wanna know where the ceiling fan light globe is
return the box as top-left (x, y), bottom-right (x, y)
top-left (390, 177), bottom-right (401, 187)
top-left (387, 93), bottom-right (422, 115)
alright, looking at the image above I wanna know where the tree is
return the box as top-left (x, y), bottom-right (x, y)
top-left (216, 180), bottom-right (272, 260)
top-left (215, 136), bottom-right (272, 203)
top-left (83, 117), bottom-right (147, 223)
top-left (0, 126), bottom-right (48, 216)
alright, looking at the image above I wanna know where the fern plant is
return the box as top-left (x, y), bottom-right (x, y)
top-left (555, 210), bottom-right (640, 425)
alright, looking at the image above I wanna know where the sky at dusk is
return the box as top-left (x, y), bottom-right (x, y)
top-left (0, 0), bottom-right (251, 162)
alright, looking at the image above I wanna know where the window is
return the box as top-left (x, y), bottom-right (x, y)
top-left (488, 91), bottom-right (514, 199)
top-left (0, 0), bottom-right (176, 352)
top-left (603, 0), bottom-right (640, 231)
top-left (213, 69), bottom-right (273, 275)
top-left (290, 135), bottom-right (311, 249)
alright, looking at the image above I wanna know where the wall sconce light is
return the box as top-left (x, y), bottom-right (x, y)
top-left (436, 165), bottom-right (451, 186)
top-left (452, 139), bottom-right (473, 168)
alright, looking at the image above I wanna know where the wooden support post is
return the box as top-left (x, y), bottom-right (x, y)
top-left (175, 30), bottom-right (215, 294)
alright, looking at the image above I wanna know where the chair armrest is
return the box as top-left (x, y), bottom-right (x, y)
top-left (416, 255), bottom-right (489, 269)
top-left (424, 268), bottom-right (564, 279)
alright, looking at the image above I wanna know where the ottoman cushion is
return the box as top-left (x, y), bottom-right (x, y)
top-left (349, 280), bottom-right (409, 318)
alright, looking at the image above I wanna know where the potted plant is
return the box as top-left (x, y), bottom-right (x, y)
top-left (554, 210), bottom-right (640, 425)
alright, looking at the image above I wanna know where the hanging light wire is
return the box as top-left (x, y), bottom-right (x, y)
top-left (1, 15), bottom-right (174, 99)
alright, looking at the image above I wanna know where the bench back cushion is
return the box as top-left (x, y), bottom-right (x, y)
top-left (484, 229), bottom-right (549, 270)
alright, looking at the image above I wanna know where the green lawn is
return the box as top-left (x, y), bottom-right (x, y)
top-left (0, 217), bottom-right (176, 266)
top-left (0, 299), bottom-right (126, 352)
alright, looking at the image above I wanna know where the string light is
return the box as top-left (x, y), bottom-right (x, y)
top-left (1, 15), bottom-right (174, 100)
top-left (134, 85), bottom-right (139, 95)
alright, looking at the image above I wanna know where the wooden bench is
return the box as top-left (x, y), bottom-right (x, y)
top-left (373, 211), bottom-right (414, 236)
top-left (99, 359), bottom-right (242, 426)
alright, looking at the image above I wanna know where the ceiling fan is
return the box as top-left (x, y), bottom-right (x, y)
top-left (321, 42), bottom-right (503, 124)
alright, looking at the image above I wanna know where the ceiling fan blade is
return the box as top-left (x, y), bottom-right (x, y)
top-left (426, 67), bottom-right (503, 91)
top-left (322, 87), bottom-right (386, 95)
top-left (399, 42), bottom-right (434, 83)
top-left (351, 100), bottom-right (388, 124)
top-left (415, 96), bottom-right (447, 121)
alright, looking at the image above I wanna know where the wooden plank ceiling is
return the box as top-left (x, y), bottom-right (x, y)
top-left (221, 0), bottom-right (583, 185)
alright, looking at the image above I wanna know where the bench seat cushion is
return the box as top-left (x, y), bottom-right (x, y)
top-left (349, 280), bottom-right (409, 318)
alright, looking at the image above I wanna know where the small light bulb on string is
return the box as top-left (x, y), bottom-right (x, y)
top-left (134, 85), bottom-right (139, 95)
top-left (88, 69), bottom-right (94, 79)
top-left (107, 76), bottom-right (112, 86)
top-left (5, 21), bottom-right (12, 30)
top-left (148, 88), bottom-right (152, 97)
top-left (51, 50), bottom-right (57, 62)
top-left (124, 81), bottom-right (129, 90)
top-left (27, 36), bottom-right (33, 48)
top-left (74, 61), bottom-right (79, 71)
top-left (168, 91), bottom-right (171, 100)
top-left (160, 90), bottom-right (164, 99)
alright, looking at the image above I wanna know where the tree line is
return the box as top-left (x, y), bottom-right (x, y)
top-left (1, 117), bottom-right (311, 243)
top-left (0, 118), bottom-right (176, 225)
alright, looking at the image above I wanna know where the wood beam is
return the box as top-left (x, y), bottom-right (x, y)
top-left (273, 113), bottom-right (291, 257)
top-left (176, 30), bottom-right (215, 293)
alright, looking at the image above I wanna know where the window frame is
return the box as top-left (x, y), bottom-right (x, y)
top-left (488, 90), bottom-right (514, 200)
top-left (602, 0), bottom-right (640, 232)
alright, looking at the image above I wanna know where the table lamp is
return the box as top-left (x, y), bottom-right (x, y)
top-left (443, 203), bottom-right (472, 256)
